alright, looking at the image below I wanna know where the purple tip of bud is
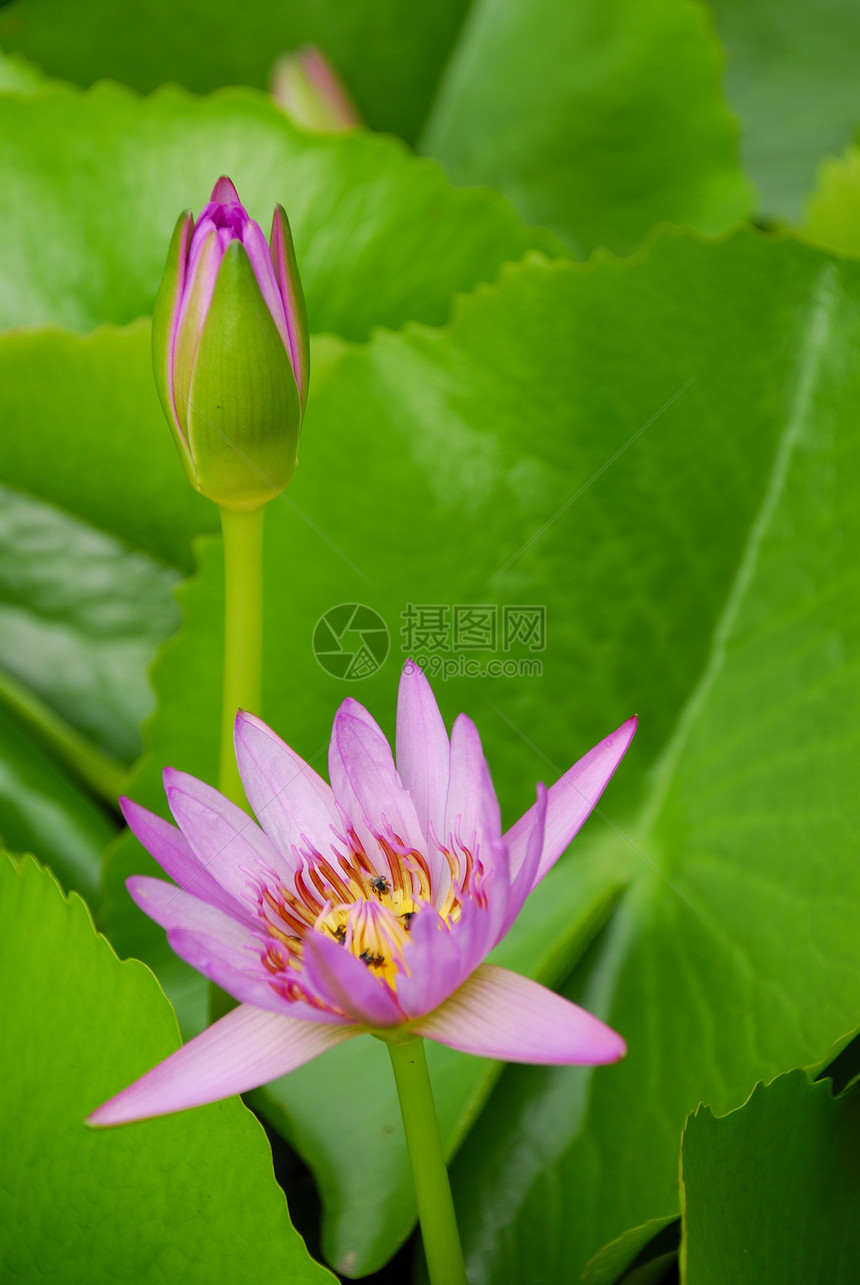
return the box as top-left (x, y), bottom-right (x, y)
top-left (210, 175), bottom-right (241, 205)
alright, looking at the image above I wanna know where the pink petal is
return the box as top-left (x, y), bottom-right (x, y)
top-left (126, 875), bottom-right (257, 944)
top-left (442, 715), bottom-right (502, 913)
top-left (167, 927), bottom-right (350, 1024)
top-left (210, 175), bottom-right (240, 204)
top-left (444, 715), bottom-right (501, 845)
top-left (165, 926), bottom-right (294, 1014)
top-left (413, 964), bottom-right (626, 1065)
top-left (164, 767), bottom-right (291, 901)
top-left (234, 711), bottom-right (341, 861)
top-left (481, 836), bottom-right (513, 947)
top-left (173, 228), bottom-right (223, 415)
top-left (331, 705), bottom-right (427, 860)
top-left (120, 797), bottom-right (238, 915)
top-left (164, 213), bottom-right (194, 440)
top-left (328, 699), bottom-right (386, 856)
top-left (238, 217), bottom-right (291, 351)
top-left (395, 899), bottom-right (488, 1018)
top-left (395, 661), bottom-right (450, 845)
top-left (302, 931), bottom-right (404, 1027)
top-left (496, 784), bottom-right (547, 941)
top-left (87, 1004), bottom-right (358, 1126)
top-left (505, 716), bottom-right (637, 884)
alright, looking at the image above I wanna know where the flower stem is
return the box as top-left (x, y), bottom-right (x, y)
top-left (386, 1035), bottom-right (468, 1285)
top-left (218, 504), bottom-right (265, 808)
top-left (0, 662), bottom-right (124, 806)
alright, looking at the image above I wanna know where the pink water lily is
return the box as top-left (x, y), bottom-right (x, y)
top-left (89, 663), bottom-right (635, 1126)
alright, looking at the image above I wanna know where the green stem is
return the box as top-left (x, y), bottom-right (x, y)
top-left (218, 504), bottom-right (265, 807)
top-left (0, 664), bottom-right (124, 806)
top-left (386, 1036), bottom-right (468, 1285)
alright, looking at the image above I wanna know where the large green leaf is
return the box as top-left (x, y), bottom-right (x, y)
top-left (100, 228), bottom-right (851, 1272)
top-left (0, 81), bottom-right (558, 336)
top-left (448, 256), bottom-right (860, 1279)
top-left (0, 854), bottom-right (334, 1283)
top-left (0, 0), bottom-right (469, 142)
top-left (421, 0), bottom-right (753, 253)
top-left (0, 708), bottom-right (113, 899)
top-left (681, 1070), bottom-right (860, 1283)
top-left (0, 483), bottom-right (180, 762)
top-left (710, 0), bottom-right (860, 221)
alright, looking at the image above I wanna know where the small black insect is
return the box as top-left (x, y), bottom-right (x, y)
top-left (400, 911), bottom-right (415, 930)
top-left (359, 949), bottom-right (385, 968)
top-left (370, 875), bottom-right (391, 897)
top-left (334, 923), bottom-right (347, 943)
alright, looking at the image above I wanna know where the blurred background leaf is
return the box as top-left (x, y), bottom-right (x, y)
top-left (0, 0), bottom-right (470, 141)
top-left (0, 711), bottom-right (112, 900)
top-left (804, 144), bottom-right (860, 257)
top-left (421, 0), bottom-right (753, 253)
top-left (0, 485), bottom-right (179, 763)
top-left (710, 0), bottom-right (860, 221)
top-left (1, 0), bottom-right (754, 259)
top-left (0, 83), bottom-right (558, 336)
top-left (6, 0), bottom-right (860, 230)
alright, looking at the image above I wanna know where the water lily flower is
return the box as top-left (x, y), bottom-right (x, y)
top-left (89, 663), bottom-right (635, 1126)
top-left (152, 176), bottom-right (309, 510)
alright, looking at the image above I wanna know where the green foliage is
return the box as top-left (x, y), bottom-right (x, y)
top-left (0, 82), bottom-right (558, 336)
top-left (448, 246), bottom-right (860, 1279)
top-left (422, 0), bottom-right (753, 253)
top-left (711, 0), bottom-right (860, 220)
top-left (1, 12), bottom-right (858, 1282)
top-left (0, 485), bottom-right (180, 762)
top-left (0, 44), bottom-right (43, 90)
top-left (682, 1069), bottom-right (860, 1283)
top-left (0, 710), bottom-right (112, 900)
top-left (0, 324), bottom-right (216, 572)
top-left (582, 1217), bottom-right (680, 1285)
top-left (0, 854), bottom-right (334, 1284)
top-left (0, 0), bottom-right (470, 141)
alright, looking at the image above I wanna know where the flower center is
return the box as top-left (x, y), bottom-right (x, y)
top-left (254, 818), bottom-right (480, 1000)
top-left (319, 894), bottom-right (415, 986)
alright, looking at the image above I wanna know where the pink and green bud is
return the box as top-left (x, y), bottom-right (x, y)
top-left (152, 177), bottom-right (310, 510)
top-left (271, 46), bottom-right (362, 132)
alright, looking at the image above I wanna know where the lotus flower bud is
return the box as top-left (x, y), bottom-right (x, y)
top-left (271, 46), bottom-right (362, 132)
top-left (151, 176), bottom-right (309, 510)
